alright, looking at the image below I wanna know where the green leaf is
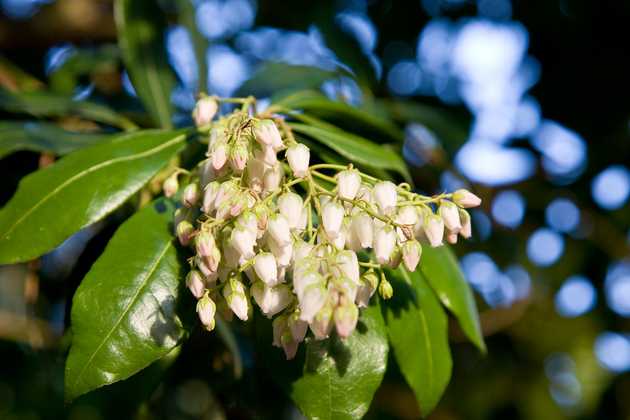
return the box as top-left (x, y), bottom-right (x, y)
top-left (0, 56), bottom-right (44, 92)
top-left (383, 267), bottom-right (452, 416)
top-left (115, 0), bottom-right (176, 128)
top-left (290, 303), bottom-right (388, 420)
top-left (0, 129), bottom-right (187, 264)
top-left (175, 0), bottom-right (208, 93)
top-left (274, 90), bottom-right (402, 141)
top-left (49, 45), bottom-right (120, 95)
top-left (289, 122), bottom-right (411, 181)
top-left (0, 90), bottom-right (137, 131)
top-left (238, 64), bottom-right (338, 98)
top-left (65, 199), bottom-right (185, 402)
top-left (420, 245), bottom-right (486, 353)
top-left (0, 121), bottom-right (110, 159)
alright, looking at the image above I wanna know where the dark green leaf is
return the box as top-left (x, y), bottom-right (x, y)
top-left (115, 0), bottom-right (176, 128)
top-left (65, 199), bottom-right (185, 402)
top-left (383, 267), bottom-right (452, 416)
top-left (290, 303), bottom-right (388, 420)
top-left (289, 122), bottom-right (411, 181)
top-left (0, 121), bottom-right (110, 159)
top-left (0, 129), bottom-right (187, 264)
top-left (0, 56), bottom-right (44, 92)
top-left (0, 90), bottom-right (137, 130)
top-left (421, 245), bottom-right (486, 352)
top-left (275, 90), bottom-right (403, 141)
top-left (238, 64), bottom-right (338, 98)
top-left (49, 45), bottom-right (120, 94)
top-left (175, 0), bottom-right (208, 93)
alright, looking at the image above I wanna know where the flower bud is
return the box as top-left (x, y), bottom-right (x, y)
top-left (176, 220), bottom-right (194, 246)
top-left (334, 299), bottom-right (359, 338)
top-left (278, 192), bottom-right (304, 229)
top-left (373, 181), bottom-right (398, 214)
top-left (196, 294), bottom-right (216, 331)
top-left (374, 225), bottom-right (397, 265)
top-left (439, 200), bottom-right (461, 231)
top-left (182, 183), bottom-right (200, 207)
top-left (163, 173), bottom-right (179, 198)
top-left (288, 310), bottom-right (308, 343)
top-left (388, 246), bottom-right (402, 269)
top-left (229, 141), bottom-right (249, 173)
top-left (263, 163), bottom-right (283, 194)
top-left (192, 96), bottom-right (218, 127)
top-left (446, 231), bottom-right (458, 244)
top-left (253, 119), bottom-right (282, 147)
top-left (378, 278), bottom-right (393, 300)
top-left (251, 282), bottom-right (291, 318)
top-left (401, 240), bottom-right (422, 272)
top-left (202, 181), bottom-right (220, 214)
top-left (214, 180), bottom-right (238, 210)
top-left (230, 225), bottom-right (256, 259)
top-left (286, 144), bottom-right (310, 177)
top-left (351, 212), bottom-right (373, 248)
top-left (186, 270), bottom-right (206, 299)
top-left (299, 283), bottom-right (327, 322)
top-left (199, 159), bottom-right (217, 188)
top-left (452, 189), bottom-right (482, 208)
top-left (254, 252), bottom-right (279, 286)
top-left (424, 213), bottom-right (444, 247)
top-left (223, 276), bottom-right (250, 321)
top-left (322, 201), bottom-right (345, 239)
top-left (356, 271), bottom-right (378, 308)
top-left (268, 214), bottom-right (292, 247)
top-left (337, 169), bottom-right (361, 200)
top-left (459, 208), bottom-right (472, 239)
top-left (310, 304), bottom-right (334, 340)
top-left (211, 141), bottom-right (228, 171)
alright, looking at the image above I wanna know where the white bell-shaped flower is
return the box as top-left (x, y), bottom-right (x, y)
top-left (288, 311), bottom-right (308, 343)
top-left (196, 295), bottom-right (216, 331)
top-left (263, 163), bottom-right (283, 194)
top-left (374, 225), bottom-right (397, 264)
top-left (299, 283), bottom-right (327, 322)
top-left (230, 225), bottom-right (256, 259)
top-left (335, 250), bottom-right (360, 284)
top-left (286, 144), bottom-right (310, 177)
top-left (322, 201), bottom-right (345, 239)
top-left (254, 252), bottom-right (279, 286)
top-left (251, 282), bottom-right (291, 318)
top-left (351, 212), bottom-right (373, 248)
top-left (267, 214), bottom-right (292, 246)
top-left (439, 200), bottom-right (461, 231)
top-left (424, 213), bottom-right (445, 247)
top-left (268, 236), bottom-right (293, 267)
top-left (337, 169), bottom-right (361, 200)
top-left (202, 181), bottom-right (220, 214)
top-left (452, 189), bottom-right (482, 208)
top-left (293, 270), bottom-right (323, 301)
top-left (277, 192), bottom-right (304, 229)
top-left (401, 240), bottom-right (422, 272)
top-left (223, 277), bottom-right (250, 321)
top-left (293, 240), bottom-right (314, 262)
top-left (373, 181), bottom-right (398, 214)
top-left (396, 205), bottom-right (418, 226)
top-left (253, 119), bottom-right (282, 147)
top-left (334, 298), bottom-right (359, 338)
top-left (211, 142), bottom-right (227, 170)
top-left (310, 304), bottom-right (334, 340)
top-left (458, 209), bottom-right (472, 239)
top-left (186, 270), bottom-right (206, 299)
top-left (192, 96), bottom-right (218, 127)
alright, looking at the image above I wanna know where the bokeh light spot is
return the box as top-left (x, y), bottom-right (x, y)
top-left (555, 275), bottom-right (596, 317)
top-left (527, 228), bottom-right (564, 267)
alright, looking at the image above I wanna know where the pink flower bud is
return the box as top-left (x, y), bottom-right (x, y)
top-left (253, 119), bottom-right (282, 147)
top-left (201, 181), bottom-right (220, 214)
top-left (374, 225), bottom-right (397, 264)
top-left (459, 209), bottom-right (472, 239)
top-left (254, 252), bottom-right (279, 286)
top-left (310, 304), bottom-right (334, 340)
top-left (196, 294), bottom-right (216, 331)
top-left (268, 214), bottom-right (292, 246)
top-left (286, 144), bottom-right (310, 177)
top-left (196, 231), bottom-right (221, 272)
top-left (186, 270), bottom-right (206, 298)
top-left (223, 276), bottom-right (250, 321)
top-left (334, 299), bottom-right (359, 338)
top-left (211, 142), bottom-right (227, 170)
top-left (192, 96), bottom-right (218, 127)
top-left (322, 201), bottom-right (345, 239)
top-left (452, 189), bottom-right (482, 208)
top-left (424, 213), bottom-right (444, 247)
top-left (277, 192), bottom-right (304, 229)
top-left (439, 200), bottom-right (461, 231)
top-left (176, 220), bottom-right (194, 246)
top-left (288, 311), bottom-right (308, 343)
top-left (337, 169), bottom-right (361, 200)
top-left (351, 212), bottom-right (373, 248)
top-left (229, 142), bottom-right (249, 173)
top-left (182, 183), bottom-right (200, 207)
top-left (281, 333), bottom-right (299, 360)
top-left (163, 174), bottom-right (179, 198)
top-left (373, 181), bottom-right (398, 215)
top-left (401, 240), bottom-right (422, 272)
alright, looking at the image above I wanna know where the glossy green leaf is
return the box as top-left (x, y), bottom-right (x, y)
top-left (421, 245), bottom-right (486, 352)
top-left (0, 121), bottom-right (110, 159)
top-left (0, 90), bottom-right (137, 130)
top-left (238, 64), bottom-right (337, 98)
top-left (383, 267), bottom-right (452, 416)
top-left (115, 0), bottom-right (176, 128)
top-left (0, 129), bottom-right (187, 264)
top-left (275, 90), bottom-right (402, 141)
top-left (65, 199), bottom-right (185, 402)
top-left (290, 303), bottom-right (389, 420)
top-left (289, 122), bottom-right (411, 181)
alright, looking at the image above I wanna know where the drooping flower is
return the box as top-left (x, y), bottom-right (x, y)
top-left (286, 144), bottom-right (310, 177)
top-left (424, 213), bottom-right (445, 247)
top-left (374, 225), bottom-right (397, 264)
top-left (401, 240), bottom-right (422, 272)
top-left (186, 270), bottom-right (206, 299)
top-left (452, 189), bottom-right (482, 208)
top-left (439, 200), bottom-right (461, 232)
top-left (277, 192), bottom-right (304, 229)
top-left (322, 201), bottom-right (345, 239)
top-left (337, 169), bottom-right (361, 200)
top-left (196, 294), bottom-right (217, 331)
top-left (192, 96), bottom-right (218, 127)
top-left (254, 252), bottom-right (279, 286)
top-left (373, 181), bottom-right (398, 214)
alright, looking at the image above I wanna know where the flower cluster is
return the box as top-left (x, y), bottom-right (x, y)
top-left (165, 96), bottom-right (482, 359)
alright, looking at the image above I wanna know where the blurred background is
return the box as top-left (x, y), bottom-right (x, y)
top-left (1, 0), bottom-right (630, 419)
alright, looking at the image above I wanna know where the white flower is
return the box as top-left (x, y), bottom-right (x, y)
top-left (439, 200), bottom-right (461, 231)
top-left (253, 119), bottom-right (282, 147)
top-left (251, 282), bottom-right (291, 318)
top-left (163, 174), bottom-right (179, 198)
top-left (293, 270), bottom-right (323, 301)
top-left (424, 213), bottom-right (444, 247)
top-left (337, 169), bottom-right (361, 200)
top-left (293, 240), bottom-right (314, 262)
top-left (356, 184), bottom-right (374, 207)
top-left (288, 311), bottom-right (308, 343)
top-left (246, 157), bottom-right (266, 193)
top-left (351, 212), bottom-right (373, 248)
top-left (322, 201), bottom-right (345, 239)
top-left (199, 159), bottom-right (217, 188)
top-left (286, 144), bottom-right (310, 177)
top-left (211, 142), bottom-right (227, 170)
top-left (268, 236), bottom-right (293, 267)
top-left (254, 252), bottom-right (279, 286)
top-left (459, 208), bottom-right (472, 239)
top-left (452, 189), bottom-right (482, 208)
top-left (254, 145), bottom-right (277, 166)
top-left (230, 225), bottom-right (256, 259)
top-left (335, 250), bottom-right (360, 283)
top-left (196, 295), bottom-right (216, 331)
top-left (299, 283), bottom-right (327, 322)
top-left (182, 183), bottom-right (199, 207)
top-left (267, 214), bottom-right (292, 246)
top-left (356, 271), bottom-right (378, 308)
top-left (229, 142), bottom-right (249, 172)
top-left (176, 220), bottom-right (194, 246)
top-left (373, 181), bottom-right (398, 214)
top-left (186, 270), bottom-right (206, 299)
top-left (196, 231), bottom-right (220, 271)
top-left (374, 225), bottom-right (397, 264)
top-left (192, 96), bottom-right (218, 127)
top-left (401, 240), bottom-right (422, 272)
top-left (310, 304), bottom-right (334, 340)
top-left (202, 181), bottom-right (220, 214)
top-left (223, 277), bottom-right (250, 321)
top-left (236, 211), bottom-right (258, 238)
top-left (334, 299), bottom-right (359, 338)
top-left (277, 192), bottom-right (304, 229)
top-left (263, 163), bottom-right (283, 194)
top-left (396, 205), bottom-right (418, 226)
